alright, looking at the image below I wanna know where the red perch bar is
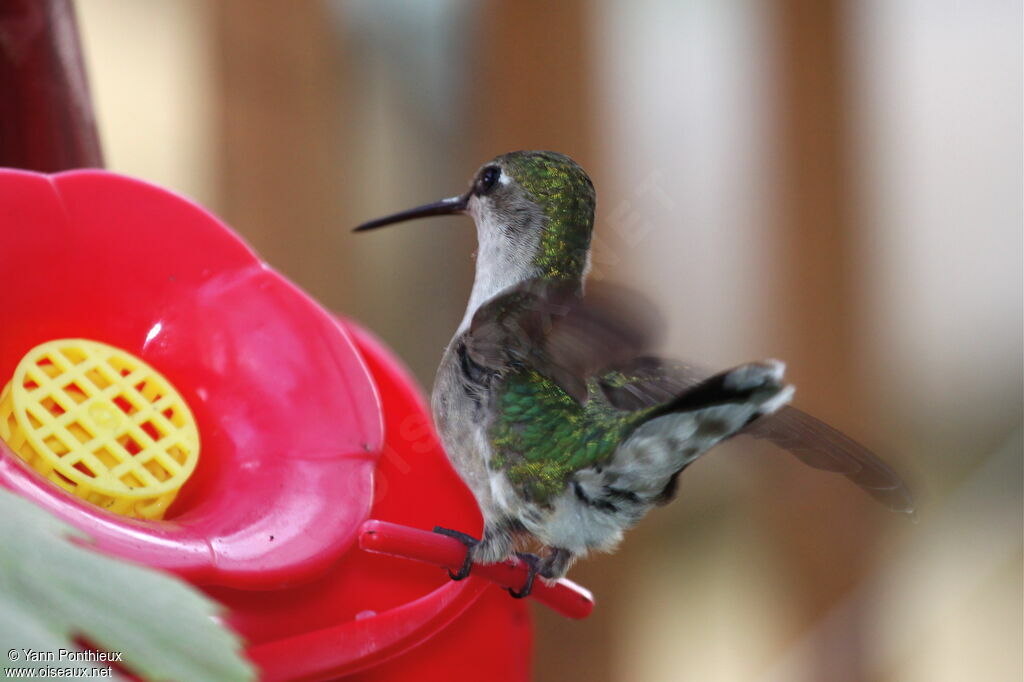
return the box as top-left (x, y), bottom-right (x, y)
top-left (359, 519), bottom-right (595, 620)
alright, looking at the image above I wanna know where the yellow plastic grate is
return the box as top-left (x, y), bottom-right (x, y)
top-left (0, 339), bottom-right (200, 519)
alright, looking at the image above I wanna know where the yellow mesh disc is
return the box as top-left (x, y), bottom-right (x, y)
top-left (0, 339), bottom-right (200, 519)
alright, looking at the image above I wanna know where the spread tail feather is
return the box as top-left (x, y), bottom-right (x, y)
top-left (649, 360), bottom-right (794, 421)
top-left (591, 361), bottom-right (795, 511)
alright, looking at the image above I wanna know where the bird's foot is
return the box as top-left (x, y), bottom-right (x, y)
top-left (433, 526), bottom-right (479, 581)
top-left (538, 547), bottom-right (573, 581)
top-left (507, 552), bottom-right (541, 599)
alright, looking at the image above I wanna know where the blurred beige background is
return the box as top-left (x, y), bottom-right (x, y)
top-left (75, 1), bottom-right (1022, 680)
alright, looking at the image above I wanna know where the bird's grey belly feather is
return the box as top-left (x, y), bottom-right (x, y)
top-left (432, 348), bottom-right (506, 520)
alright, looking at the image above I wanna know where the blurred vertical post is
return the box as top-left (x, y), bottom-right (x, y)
top-left (468, 0), bottom-right (595, 166)
top-left (766, 0), bottom-right (882, 679)
top-left (0, 0), bottom-right (103, 171)
top-left (210, 0), bottom-right (349, 307)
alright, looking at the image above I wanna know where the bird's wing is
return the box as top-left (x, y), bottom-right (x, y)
top-left (465, 278), bottom-right (657, 404)
top-left (597, 357), bottom-right (915, 514)
top-left (741, 408), bottom-right (915, 514)
top-left (597, 356), bottom-right (706, 409)
top-left (468, 284), bottom-right (914, 514)
top-left (466, 279), bottom-right (661, 503)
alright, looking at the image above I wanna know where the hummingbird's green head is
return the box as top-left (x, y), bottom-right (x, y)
top-left (355, 151), bottom-right (596, 283)
top-left (473, 151), bottom-right (596, 280)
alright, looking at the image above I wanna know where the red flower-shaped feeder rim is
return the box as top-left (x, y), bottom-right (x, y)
top-left (0, 168), bottom-right (383, 588)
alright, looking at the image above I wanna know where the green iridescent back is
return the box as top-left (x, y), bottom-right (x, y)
top-left (498, 151), bottom-right (596, 280)
top-left (489, 369), bottom-right (654, 505)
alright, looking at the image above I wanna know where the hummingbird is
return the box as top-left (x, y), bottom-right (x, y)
top-left (355, 151), bottom-right (913, 598)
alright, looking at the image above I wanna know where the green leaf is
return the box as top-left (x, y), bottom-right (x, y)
top-left (0, 488), bottom-right (255, 682)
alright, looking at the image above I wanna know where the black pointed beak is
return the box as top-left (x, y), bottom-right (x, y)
top-left (353, 192), bottom-right (470, 232)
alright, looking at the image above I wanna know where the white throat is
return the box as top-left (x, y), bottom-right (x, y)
top-left (457, 202), bottom-right (540, 333)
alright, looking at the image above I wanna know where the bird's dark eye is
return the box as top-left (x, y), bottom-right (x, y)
top-left (476, 166), bottom-right (500, 194)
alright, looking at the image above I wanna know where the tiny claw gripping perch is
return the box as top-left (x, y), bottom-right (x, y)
top-left (506, 552), bottom-right (540, 599)
top-left (359, 520), bottom-right (594, 619)
top-left (432, 526), bottom-right (478, 581)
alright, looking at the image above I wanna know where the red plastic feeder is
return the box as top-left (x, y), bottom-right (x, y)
top-left (0, 168), bottom-right (592, 681)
